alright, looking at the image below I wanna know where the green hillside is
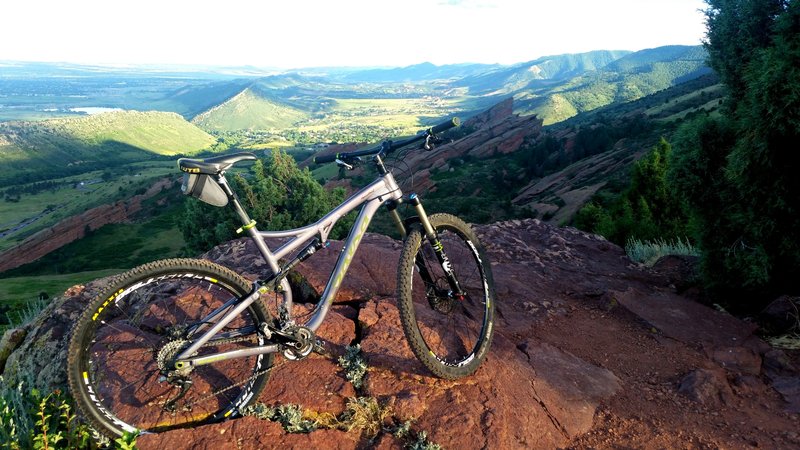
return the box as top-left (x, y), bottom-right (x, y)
top-left (192, 87), bottom-right (310, 131)
top-left (516, 46), bottom-right (710, 124)
top-left (455, 50), bottom-right (631, 95)
top-left (0, 110), bottom-right (215, 185)
top-left (158, 79), bottom-right (253, 118)
top-left (60, 110), bottom-right (216, 153)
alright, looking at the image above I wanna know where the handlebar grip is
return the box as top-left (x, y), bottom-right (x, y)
top-left (314, 153), bottom-right (340, 164)
top-left (429, 117), bottom-right (461, 134)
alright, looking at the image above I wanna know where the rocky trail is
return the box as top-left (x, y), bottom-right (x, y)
top-left (1, 219), bottom-right (798, 449)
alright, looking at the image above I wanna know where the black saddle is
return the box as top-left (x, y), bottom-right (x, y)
top-left (178, 152), bottom-right (257, 175)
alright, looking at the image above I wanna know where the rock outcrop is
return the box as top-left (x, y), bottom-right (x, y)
top-left (0, 177), bottom-right (175, 272)
top-left (2, 219), bottom-right (798, 449)
top-left (400, 99), bottom-right (543, 193)
top-left (311, 98), bottom-right (543, 195)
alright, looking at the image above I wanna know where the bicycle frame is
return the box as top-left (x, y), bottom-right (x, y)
top-left (175, 156), bottom-right (404, 368)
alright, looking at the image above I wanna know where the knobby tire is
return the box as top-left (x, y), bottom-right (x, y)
top-left (396, 213), bottom-right (496, 379)
top-left (67, 258), bottom-right (273, 438)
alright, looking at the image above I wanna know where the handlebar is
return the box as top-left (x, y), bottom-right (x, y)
top-left (313, 117), bottom-right (460, 165)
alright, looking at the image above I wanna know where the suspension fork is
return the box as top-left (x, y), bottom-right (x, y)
top-left (407, 194), bottom-right (465, 299)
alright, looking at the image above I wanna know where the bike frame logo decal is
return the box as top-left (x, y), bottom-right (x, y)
top-left (332, 219), bottom-right (370, 293)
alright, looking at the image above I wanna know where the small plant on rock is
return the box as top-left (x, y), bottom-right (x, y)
top-left (625, 237), bottom-right (698, 266)
top-left (340, 396), bottom-right (390, 438)
top-left (407, 430), bottom-right (443, 450)
top-left (338, 344), bottom-right (368, 389)
top-left (241, 403), bottom-right (317, 433)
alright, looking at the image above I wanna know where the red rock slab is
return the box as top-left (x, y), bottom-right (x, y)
top-left (612, 288), bottom-right (758, 348)
top-left (136, 416), bottom-right (362, 450)
top-left (358, 297), bottom-right (620, 449)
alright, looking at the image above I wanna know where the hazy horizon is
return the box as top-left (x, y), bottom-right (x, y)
top-left (0, 0), bottom-right (706, 69)
top-left (0, 45), bottom-right (698, 73)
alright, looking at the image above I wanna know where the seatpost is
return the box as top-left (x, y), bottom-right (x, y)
top-left (217, 173), bottom-right (281, 274)
top-left (217, 174), bottom-right (253, 227)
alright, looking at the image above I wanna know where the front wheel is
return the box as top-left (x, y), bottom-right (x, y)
top-left (67, 258), bottom-right (274, 438)
top-left (396, 213), bottom-right (496, 379)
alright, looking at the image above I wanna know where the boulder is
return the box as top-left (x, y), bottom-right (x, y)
top-left (2, 219), bottom-right (798, 449)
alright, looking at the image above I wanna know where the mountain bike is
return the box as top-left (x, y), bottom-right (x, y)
top-left (67, 117), bottom-right (496, 438)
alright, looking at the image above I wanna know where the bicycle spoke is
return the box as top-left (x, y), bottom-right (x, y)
top-left (70, 261), bottom-right (275, 437)
top-left (398, 215), bottom-right (495, 378)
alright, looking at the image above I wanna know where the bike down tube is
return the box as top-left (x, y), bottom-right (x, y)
top-left (304, 196), bottom-right (383, 331)
top-left (176, 172), bottom-right (401, 367)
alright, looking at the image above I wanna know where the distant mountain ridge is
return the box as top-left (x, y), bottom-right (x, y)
top-left (454, 50), bottom-right (632, 95)
top-left (339, 61), bottom-right (503, 83)
top-left (183, 46), bottom-right (707, 129)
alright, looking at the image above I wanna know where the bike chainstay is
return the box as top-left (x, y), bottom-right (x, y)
top-left (171, 330), bottom-right (326, 413)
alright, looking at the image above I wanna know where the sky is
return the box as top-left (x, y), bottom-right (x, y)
top-left (0, 0), bottom-right (708, 69)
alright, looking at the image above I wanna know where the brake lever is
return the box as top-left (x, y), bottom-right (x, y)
top-left (423, 134), bottom-right (442, 151)
top-left (336, 156), bottom-right (362, 170)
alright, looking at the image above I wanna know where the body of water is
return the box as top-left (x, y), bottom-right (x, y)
top-left (69, 107), bottom-right (123, 115)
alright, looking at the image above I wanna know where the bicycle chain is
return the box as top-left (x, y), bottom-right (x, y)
top-left (171, 335), bottom-right (294, 412)
top-left (168, 330), bottom-right (328, 412)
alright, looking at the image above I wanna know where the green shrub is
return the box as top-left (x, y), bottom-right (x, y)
top-left (180, 149), bottom-right (351, 254)
top-left (338, 345), bottom-right (368, 390)
top-left (625, 237), bottom-right (699, 266)
top-left (575, 138), bottom-right (689, 245)
top-left (1, 378), bottom-right (95, 450)
top-left (5, 297), bottom-right (49, 329)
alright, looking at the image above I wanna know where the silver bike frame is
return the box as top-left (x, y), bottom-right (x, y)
top-left (176, 161), bottom-right (403, 367)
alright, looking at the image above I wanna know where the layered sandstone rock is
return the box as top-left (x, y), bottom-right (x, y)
top-left (2, 220), bottom-right (798, 449)
top-left (0, 178), bottom-right (175, 272)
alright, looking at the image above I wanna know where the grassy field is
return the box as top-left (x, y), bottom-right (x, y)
top-left (284, 97), bottom-right (462, 144)
top-left (0, 161), bottom-right (176, 252)
top-left (311, 163), bottom-right (341, 182)
top-left (0, 269), bottom-right (122, 329)
top-left (4, 186), bottom-right (187, 271)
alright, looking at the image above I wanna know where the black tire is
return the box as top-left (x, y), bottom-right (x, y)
top-left (67, 258), bottom-right (274, 438)
top-left (396, 213), bottom-right (496, 379)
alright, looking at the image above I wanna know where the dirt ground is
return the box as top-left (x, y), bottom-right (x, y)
top-left (544, 297), bottom-right (800, 449)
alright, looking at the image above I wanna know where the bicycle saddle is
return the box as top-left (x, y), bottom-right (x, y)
top-left (178, 152), bottom-right (257, 175)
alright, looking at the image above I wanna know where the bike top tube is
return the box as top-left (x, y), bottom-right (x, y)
top-left (249, 168), bottom-right (402, 262)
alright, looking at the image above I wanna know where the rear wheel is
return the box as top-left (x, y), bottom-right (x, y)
top-left (67, 258), bottom-right (274, 438)
top-left (396, 213), bottom-right (495, 379)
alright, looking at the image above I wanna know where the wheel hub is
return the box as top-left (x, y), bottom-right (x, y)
top-left (427, 278), bottom-right (457, 314)
top-left (157, 339), bottom-right (191, 373)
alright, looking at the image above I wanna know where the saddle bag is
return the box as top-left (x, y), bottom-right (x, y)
top-left (181, 173), bottom-right (229, 207)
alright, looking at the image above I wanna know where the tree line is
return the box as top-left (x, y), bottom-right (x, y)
top-left (576, 0), bottom-right (799, 313)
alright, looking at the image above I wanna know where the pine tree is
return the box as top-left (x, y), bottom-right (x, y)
top-left (669, 0), bottom-right (799, 310)
top-left (181, 149), bottom-right (351, 254)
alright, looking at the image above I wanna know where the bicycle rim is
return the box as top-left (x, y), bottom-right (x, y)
top-left (408, 223), bottom-right (492, 370)
top-left (72, 269), bottom-right (270, 434)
